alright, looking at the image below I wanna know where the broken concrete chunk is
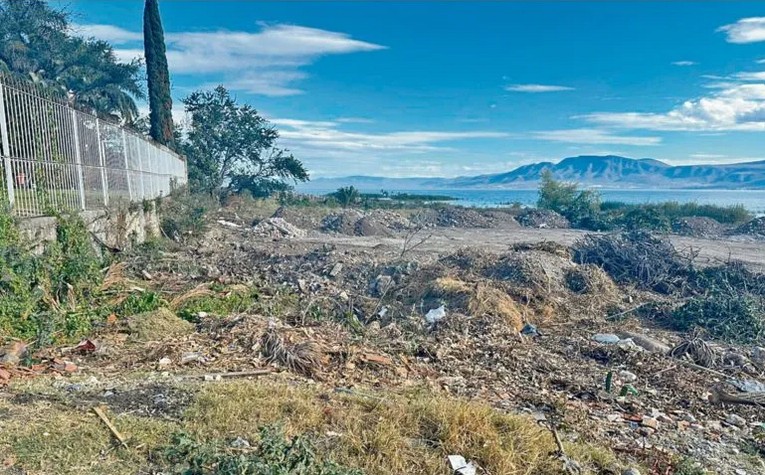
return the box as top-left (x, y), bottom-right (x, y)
top-left (592, 334), bottom-right (620, 344)
top-left (616, 331), bottom-right (670, 354)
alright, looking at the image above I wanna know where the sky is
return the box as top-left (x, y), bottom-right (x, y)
top-left (65, 1), bottom-right (765, 178)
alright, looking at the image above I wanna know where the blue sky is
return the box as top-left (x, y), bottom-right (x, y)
top-left (67, 1), bottom-right (765, 178)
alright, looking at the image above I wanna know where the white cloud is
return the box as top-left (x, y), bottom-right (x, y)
top-left (71, 23), bottom-right (143, 43)
top-left (758, 58), bottom-right (765, 64)
top-left (272, 118), bottom-right (508, 153)
top-left (690, 153), bottom-right (727, 159)
top-left (735, 71), bottom-right (765, 81)
top-left (504, 84), bottom-right (574, 93)
top-left (672, 60), bottom-right (697, 66)
top-left (718, 17), bottom-right (765, 43)
top-left (579, 83), bottom-right (765, 131)
top-left (532, 128), bottom-right (661, 146)
top-left (73, 23), bottom-right (385, 96)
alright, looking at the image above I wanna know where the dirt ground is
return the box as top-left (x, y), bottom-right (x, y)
top-left (301, 223), bottom-right (765, 270)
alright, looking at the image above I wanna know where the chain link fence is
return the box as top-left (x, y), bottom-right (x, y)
top-left (0, 74), bottom-right (187, 217)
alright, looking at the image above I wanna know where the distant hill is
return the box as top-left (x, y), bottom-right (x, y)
top-left (299, 155), bottom-right (765, 191)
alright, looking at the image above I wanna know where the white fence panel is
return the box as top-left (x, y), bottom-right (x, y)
top-left (0, 74), bottom-right (187, 217)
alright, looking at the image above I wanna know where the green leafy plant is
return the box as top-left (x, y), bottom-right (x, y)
top-left (163, 425), bottom-right (363, 475)
top-left (330, 186), bottom-right (361, 208)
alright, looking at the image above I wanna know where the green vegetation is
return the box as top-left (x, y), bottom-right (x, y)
top-left (0, 208), bottom-right (105, 342)
top-left (671, 291), bottom-right (765, 344)
top-left (158, 189), bottom-right (218, 241)
top-left (330, 186), bottom-right (361, 208)
top-left (143, 0), bottom-right (175, 147)
top-left (163, 426), bottom-right (363, 475)
top-left (182, 86), bottom-right (309, 199)
top-left (537, 173), bottom-right (753, 231)
top-left (0, 0), bottom-right (143, 121)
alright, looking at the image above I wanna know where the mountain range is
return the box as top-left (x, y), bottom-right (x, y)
top-left (299, 155), bottom-right (765, 191)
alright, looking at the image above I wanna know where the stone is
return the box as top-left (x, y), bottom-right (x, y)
top-left (181, 352), bottom-right (204, 364)
top-left (329, 263), bottom-right (343, 278)
top-left (593, 333), bottom-right (620, 344)
top-left (618, 370), bottom-right (637, 383)
top-left (616, 331), bottom-right (670, 354)
top-left (158, 357), bottom-right (172, 367)
top-left (622, 469), bottom-right (641, 475)
top-left (726, 414), bottom-right (747, 428)
top-left (641, 416), bottom-right (659, 430)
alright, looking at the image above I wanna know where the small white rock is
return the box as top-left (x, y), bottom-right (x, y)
top-left (618, 370), bottom-right (638, 383)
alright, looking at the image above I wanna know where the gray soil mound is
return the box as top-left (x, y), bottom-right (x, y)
top-left (271, 206), bottom-right (322, 230)
top-left (516, 209), bottom-right (570, 229)
top-left (672, 217), bottom-right (724, 238)
top-left (414, 206), bottom-right (497, 228)
top-left (322, 209), bottom-right (410, 236)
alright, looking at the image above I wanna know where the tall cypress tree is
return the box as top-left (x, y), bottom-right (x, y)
top-left (143, 0), bottom-right (174, 148)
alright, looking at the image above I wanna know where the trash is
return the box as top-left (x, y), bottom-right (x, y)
top-left (447, 455), bottom-right (477, 475)
top-left (181, 352), bottom-right (204, 364)
top-left (158, 357), bottom-right (172, 367)
top-left (622, 468), bottom-right (641, 475)
top-left (0, 341), bottom-right (27, 365)
top-left (592, 334), bottom-right (620, 344)
top-left (619, 385), bottom-right (639, 397)
top-left (616, 331), bottom-right (670, 354)
top-left (217, 219), bottom-right (242, 228)
top-left (618, 370), bottom-right (638, 383)
top-left (521, 323), bottom-right (539, 337)
top-left (141, 269), bottom-right (154, 280)
top-left (616, 338), bottom-right (641, 351)
top-left (640, 416), bottom-right (659, 431)
top-left (425, 305), bottom-right (446, 324)
top-left (73, 339), bottom-right (97, 354)
top-left (360, 353), bottom-right (393, 366)
top-left (377, 306), bottom-right (389, 318)
top-left (725, 413), bottom-right (747, 428)
top-left (230, 437), bottom-right (250, 448)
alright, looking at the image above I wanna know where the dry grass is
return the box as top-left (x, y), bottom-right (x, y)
top-left (1, 377), bottom-right (619, 475)
top-left (184, 380), bottom-right (618, 475)
top-left (125, 307), bottom-right (195, 342)
top-left (434, 277), bottom-right (524, 331)
top-left (168, 283), bottom-right (216, 310)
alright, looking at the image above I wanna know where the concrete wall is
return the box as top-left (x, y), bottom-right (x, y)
top-left (18, 202), bottom-right (160, 253)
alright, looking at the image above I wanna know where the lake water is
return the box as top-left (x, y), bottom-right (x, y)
top-left (305, 188), bottom-right (765, 213)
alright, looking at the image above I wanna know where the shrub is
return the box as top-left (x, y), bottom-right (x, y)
top-left (158, 189), bottom-right (218, 241)
top-left (330, 186), bottom-right (360, 208)
top-left (0, 211), bottom-right (105, 342)
top-left (671, 291), bottom-right (765, 344)
top-left (536, 171), bottom-right (601, 228)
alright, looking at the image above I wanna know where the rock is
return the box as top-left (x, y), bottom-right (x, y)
top-left (641, 416), bottom-right (659, 430)
top-left (425, 305), bottom-right (446, 324)
top-left (752, 346), bottom-right (765, 363)
top-left (726, 414), bottom-right (747, 428)
top-left (618, 370), bottom-right (637, 383)
top-left (181, 352), bottom-right (204, 364)
top-left (329, 263), bottom-right (343, 278)
top-left (158, 357), bottom-right (172, 367)
top-left (616, 339), bottom-right (642, 352)
top-left (683, 413), bottom-right (697, 423)
top-left (622, 469), bottom-right (641, 475)
top-left (230, 437), bottom-right (250, 448)
top-left (593, 333), bottom-right (621, 344)
top-left (0, 341), bottom-right (27, 365)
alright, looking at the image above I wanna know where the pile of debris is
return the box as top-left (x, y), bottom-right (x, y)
top-left (413, 206), bottom-right (499, 228)
top-left (672, 217), bottom-right (725, 238)
top-left (253, 217), bottom-right (307, 238)
top-left (516, 208), bottom-right (570, 228)
top-left (734, 216), bottom-right (765, 238)
top-left (321, 209), bottom-right (411, 237)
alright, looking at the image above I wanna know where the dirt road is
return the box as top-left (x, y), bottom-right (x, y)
top-left (301, 225), bottom-right (765, 269)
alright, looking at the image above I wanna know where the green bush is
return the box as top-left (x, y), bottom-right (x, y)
top-left (115, 290), bottom-right (166, 316)
top-left (163, 425), bottom-right (363, 475)
top-left (0, 211), bottom-right (105, 342)
top-left (158, 188), bottom-right (218, 241)
top-left (671, 291), bottom-right (765, 344)
top-left (537, 170), bottom-right (601, 228)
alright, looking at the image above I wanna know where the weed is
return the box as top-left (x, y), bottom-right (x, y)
top-left (115, 290), bottom-right (166, 316)
top-left (175, 286), bottom-right (258, 321)
top-left (158, 188), bottom-right (218, 241)
top-left (164, 425), bottom-right (362, 475)
top-left (671, 291), bottom-right (765, 344)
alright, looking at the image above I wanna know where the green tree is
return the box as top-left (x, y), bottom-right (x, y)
top-left (331, 186), bottom-right (360, 207)
top-left (181, 86), bottom-right (308, 198)
top-left (143, 0), bottom-right (175, 147)
top-left (0, 0), bottom-right (144, 121)
top-left (537, 170), bottom-right (600, 227)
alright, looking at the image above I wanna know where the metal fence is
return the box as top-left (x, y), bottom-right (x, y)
top-left (0, 74), bottom-right (187, 217)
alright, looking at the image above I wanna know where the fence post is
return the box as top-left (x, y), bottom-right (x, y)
top-left (71, 110), bottom-right (86, 210)
top-left (121, 129), bottom-right (132, 201)
top-left (95, 118), bottom-right (109, 206)
top-left (0, 81), bottom-right (15, 210)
